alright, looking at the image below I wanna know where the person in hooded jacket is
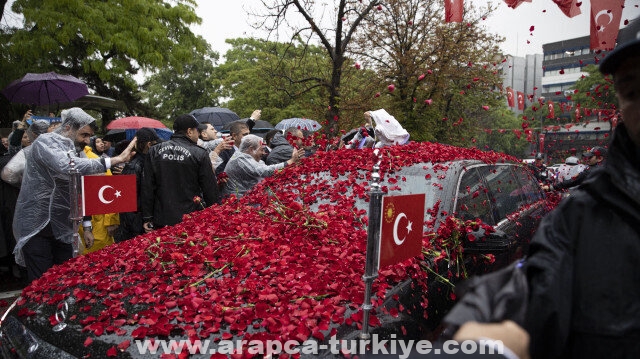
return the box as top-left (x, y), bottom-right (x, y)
top-left (116, 128), bottom-right (159, 242)
top-left (141, 115), bottom-right (219, 231)
top-left (524, 17), bottom-right (640, 359)
top-left (265, 127), bottom-right (303, 165)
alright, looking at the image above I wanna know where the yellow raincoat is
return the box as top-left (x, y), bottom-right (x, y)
top-left (80, 146), bottom-right (119, 254)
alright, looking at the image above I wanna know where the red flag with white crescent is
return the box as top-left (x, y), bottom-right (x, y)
top-left (590, 0), bottom-right (625, 50)
top-left (82, 174), bottom-right (137, 216)
top-left (547, 100), bottom-right (555, 118)
top-left (517, 91), bottom-right (525, 110)
top-left (379, 194), bottom-right (425, 268)
top-left (506, 87), bottom-right (515, 108)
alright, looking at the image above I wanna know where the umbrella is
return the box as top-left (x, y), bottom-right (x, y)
top-left (103, 127), bottom-right (173, 143)
top-left (107, 116), bottom-right (167, 130)
top-left (190, 107), bottom-right (240, 131)
top-left (275, 118), bottom-right (322, 132)
top-left (222, 119), bottom-right (274, 132)
top-left (1, 72), bottom-right (88, 106)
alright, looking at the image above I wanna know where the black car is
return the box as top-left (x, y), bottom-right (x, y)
top-left (0, 142), bottom-right (555, 358)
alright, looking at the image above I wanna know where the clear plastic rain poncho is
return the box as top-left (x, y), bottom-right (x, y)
top-left (221, 134), bottom-right (286, 198)
top-left (0, 120), bottom-right (50, 186)
top-left (13, 108), bottom-right (107, 266)
top-left (369, 109), bottom-right (410, 147)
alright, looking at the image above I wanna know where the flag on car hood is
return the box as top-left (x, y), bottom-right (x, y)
top-left (379, 193), bottom-right (425, 268)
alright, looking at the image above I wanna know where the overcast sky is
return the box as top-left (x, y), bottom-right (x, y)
top-left (3, 0), bottom-right (640, 59)
top-left (194, 0), bottom-right (640, 59)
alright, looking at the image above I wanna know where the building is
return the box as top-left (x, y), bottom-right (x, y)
top-left (501, 54), bottom-right (543, 115)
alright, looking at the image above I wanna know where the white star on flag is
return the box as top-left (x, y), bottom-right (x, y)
top-left (115, 190), bottom-right (122, 198)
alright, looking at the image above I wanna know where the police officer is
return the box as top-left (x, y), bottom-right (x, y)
top-left (142, 114), bottom-right (219, 230)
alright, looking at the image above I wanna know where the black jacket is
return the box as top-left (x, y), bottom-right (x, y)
top-left (116, 153), bottom-right (148, 241)
top-left (265, 133), bottom-right (293, 165)
top-left (141, 134), bottom-right (218, 227)
top-left (525, 123), bottom-right (640, 359)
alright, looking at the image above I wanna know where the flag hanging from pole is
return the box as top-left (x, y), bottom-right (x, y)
top-left (379, 194), bottom-right (425, 268)
top-left (506, 87), bottom-right (515, 108)
top-left (553, 0), bottom-right (582, 18)
top-left (547, 100), bottom-right (555, 118)
top-left (82, 174), bottom-right (137, 216)
top-left (503, 0), bottom-right (532, 9)
top-left (517, 91), bottom-right (525, 110)
top-left (590, 0), bottom-right (625, 50)
top-left (444, 0), bottom-right (464, 23)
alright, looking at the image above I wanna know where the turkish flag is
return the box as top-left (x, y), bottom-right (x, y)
top-left (506, 87), bottom-right (515, 107)
top-left (590, 0), bottom-right (624, 50)
top-left (547, 100), bottom-right (555, 118)
top-left (379, 193), bottom-right (425, 268)
top-left (82, 175), bottom-right (137, 216)
top-left (444, 0), bottom-right (464, 23)
top-left (503, 0), bottom-right (532, 9)
top-left (517, 91), bottom-right (525, 110)
top-left (553, 0), bottom-right (582, 18)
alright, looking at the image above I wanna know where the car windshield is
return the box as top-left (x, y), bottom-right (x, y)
top-left (266, 161), bottom-right (471, 229)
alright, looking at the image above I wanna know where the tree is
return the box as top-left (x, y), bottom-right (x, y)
top-left (3, 0), bottom-right (210, 130)
top-left (142, 51), bottom-right (221, 122)
top-left (570, 64), bottom-right (617, 115)
top-left (255, 0), bottom-right (384, 137)
top-left (217, 37), bottom-right (328, 122)
top-left (216, 37), bottom-right (381, 129)
top-left (350, 0), bottom-right (507, 144)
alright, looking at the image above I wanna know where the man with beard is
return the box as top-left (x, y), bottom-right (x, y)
top-left (12, 108), bottom-right (136, 282)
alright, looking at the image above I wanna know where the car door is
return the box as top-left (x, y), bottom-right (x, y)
top-left (453, 164), bottom-right (516, 272)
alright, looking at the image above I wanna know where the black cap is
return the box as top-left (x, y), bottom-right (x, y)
top-left (135, 127), bottom-right (160, 143)
top-left (600, 17), bottom-right (640, 75)
top-left (535, 152), bottom-right (544, 160)
top-left (583, 146), bottom-right (607, 158)
top-left (173, 114), bottom-right (207, 132)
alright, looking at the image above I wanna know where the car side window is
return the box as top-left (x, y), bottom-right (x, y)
top-left (512, 165), bottom-right (545, 203)
top-left (483, 165), bottom-right (525, 220)
top-left (455, 167), bottom-right (495, 225)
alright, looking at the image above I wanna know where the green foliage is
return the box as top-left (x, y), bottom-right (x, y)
top-left (349, 0), bottom-right (507, 145)
top-left (3, 0), bottom-right (209, 127)
top-left (142, 52), bottom-right (221, 121)
top-left (217, 38), bottom-right (330, 123)
top-left (474, 107), bottom-right (529, 157)
top-left (570, 64), bottom-right (617, 112)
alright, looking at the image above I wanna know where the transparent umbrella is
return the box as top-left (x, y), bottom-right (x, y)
top-left (275, 118), bottom-right (322, 132)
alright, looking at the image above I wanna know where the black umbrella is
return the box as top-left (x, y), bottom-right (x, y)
top-left (189, 107), bottom-right (240, 131)
top-left (222, 119), bottom-right (274, 132)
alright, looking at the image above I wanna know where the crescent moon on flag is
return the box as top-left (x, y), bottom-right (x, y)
top-left (595, 10), bottom-right (613, 31)
top-left (393, 213), bottom-right (407, 245)
top-left (98, 185), bottom-right (114, 204)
